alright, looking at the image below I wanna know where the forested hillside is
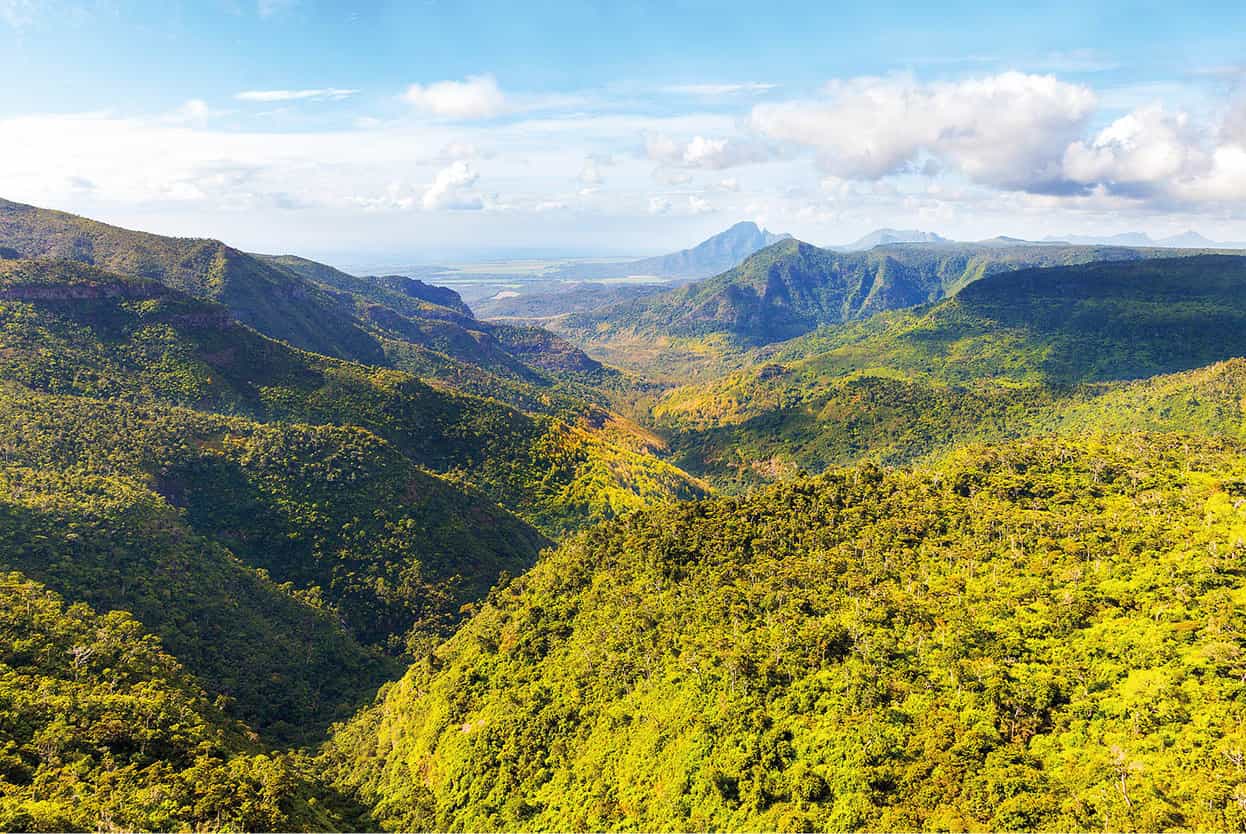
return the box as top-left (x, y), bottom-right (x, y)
top-left (327, 434), bottom-right (1246, 832)
top-left (0, 197), bottom-right (384, 363)
top-left (0, 250), bottom-right (706, 756)
top-left (651, 255), bottom-right (1246, 487)
top-left (0, 198), bottom-right (631, 426)
top-left (0, 381), bottom-right (561, 735)
top-left (0, 257), bottom-right (707, 536)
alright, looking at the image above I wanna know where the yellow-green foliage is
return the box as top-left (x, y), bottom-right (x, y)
top-left (327, 434), bottom-right (1246, 832)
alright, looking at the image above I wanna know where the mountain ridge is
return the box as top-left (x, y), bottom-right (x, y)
top-left (553, 238), bottom-right (1244, 379)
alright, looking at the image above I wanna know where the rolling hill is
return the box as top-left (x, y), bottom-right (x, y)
top-left (0, 197), bottom-right (384, 363)
top-left (0, 253), bottom-right (709, 740)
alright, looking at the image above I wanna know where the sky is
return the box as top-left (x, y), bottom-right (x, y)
top-left (3, 0), bottom-right (1246, 262)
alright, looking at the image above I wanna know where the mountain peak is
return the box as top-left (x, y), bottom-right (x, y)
top-left (550, 220), bottom-right (791, 281)
top-left (836, 228), bottom-right (947, 251)
top-left (1159, 230), bottom-right (1218, 248)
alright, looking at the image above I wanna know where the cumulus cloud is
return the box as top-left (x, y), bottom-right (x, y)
top-left (404, 75), bottom-right (506, 120)
top-left (353, 181), bottom-right (419, 211)
top-left (646, 133), bottom-right (770, 169)
top-left (1062, 106), bottom-right (1203, 198)
top-left (687, 195), bottom-right (713, 214)
top-left (422, 160), bottom-right (483, 210)
top-left (1062, 103), bottom-right (1246, 203)
top-left (235, 88), bottom-right (357, 102)
top-left (750, 72), bottom-right (1097, 192)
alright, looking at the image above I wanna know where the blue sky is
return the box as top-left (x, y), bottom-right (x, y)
top-left (3, 1), bottom-right (1246, 261)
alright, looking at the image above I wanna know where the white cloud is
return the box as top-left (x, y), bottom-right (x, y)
top-left (1063, 105), bottom-right (1202, 195)
top-left (750, 72), bottom-right (1097, 192)
top-left (663, 82), bottom-right (776, 96)
top-left (354, 180), bottom-right (419, 211)
top-left (404, 75), bottom-right (506, 120)
top-left (13, 72), bottom-right (1246, 252)
top-left (1062, 103), bottom-right (1246, 203)
top-left (422, 160), bottom-right (483, 210)
top-left (688, 195), bottom-right (713, 214)
top-left (646, 133), bottom-right (770, 169)
top-left (235, 88), bottom-right (357, 102)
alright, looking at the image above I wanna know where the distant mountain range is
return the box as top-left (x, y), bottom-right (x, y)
top-left (826, 227), bottom-right (1246, 251)
top-left (1043, 230), bottom-right (1246, 248)
top-left (831, 228), bottom-right (949, 250)
top-left (549, 221), bottom-right (790, 280)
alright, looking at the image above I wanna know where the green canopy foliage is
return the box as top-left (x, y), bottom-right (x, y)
top-left (328, 435), bottom-right (1246, 832)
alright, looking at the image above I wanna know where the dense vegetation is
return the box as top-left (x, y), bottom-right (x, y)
top-left (328, 434), bottom-right (1246, 831)
top-left (657, 362), bottom-right (1246, 488)
top-left (10, 197), bottom-right (1246, 832)
top-left (0, 445), bottom-right (397, 744)
top-left (0, 573), bottom-right (369, 831)
top-left (0, 380), bottom-right (550, 672)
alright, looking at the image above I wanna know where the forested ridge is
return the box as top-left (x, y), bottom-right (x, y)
top-left (553, 238), bottom-right (1231, 379)
top-left (0, 257), bottom-right (707, 537)
top-left (327, 435), bottom-right (1246, 832)
top-left (651, 255), bottom-right (1246, 488)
